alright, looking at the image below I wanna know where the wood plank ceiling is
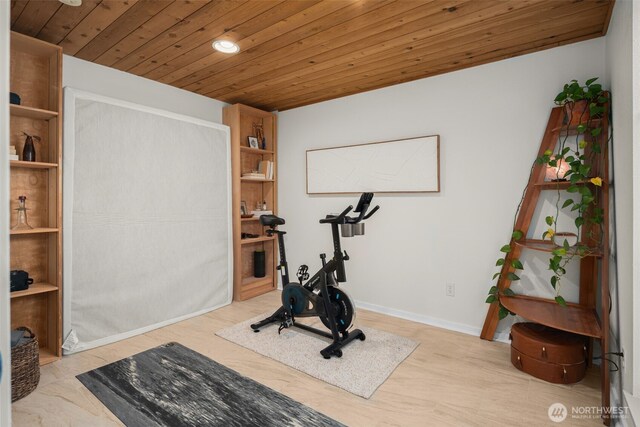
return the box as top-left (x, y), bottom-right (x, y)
top-left (11, 0), bottom-right (614, 111)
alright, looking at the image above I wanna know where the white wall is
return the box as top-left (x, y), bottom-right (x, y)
top-left (606, 0), bottom-right (635, 400)
top-left (634, 0), bottom-right (640, 406)
top-left (0, 2), bottom-right (11, 424)
top-left (277, 38), bottom-right (607, 338)
top-left (63, 55), bottom-right (226, 123)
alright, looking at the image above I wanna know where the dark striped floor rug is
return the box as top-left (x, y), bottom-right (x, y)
top-left (77, 342), bottom-right (343, 427)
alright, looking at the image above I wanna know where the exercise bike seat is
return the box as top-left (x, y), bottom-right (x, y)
top-left (260, 214), bottom-right (285, 227)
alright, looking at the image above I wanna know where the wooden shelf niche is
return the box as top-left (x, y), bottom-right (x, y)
top-left (9, 32), bottom-right (63, 365)
top-left (223, 104), bottom-right (278, 301)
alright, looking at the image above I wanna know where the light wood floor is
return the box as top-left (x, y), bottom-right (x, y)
top-left (12, 291), bottom-right (603, 426)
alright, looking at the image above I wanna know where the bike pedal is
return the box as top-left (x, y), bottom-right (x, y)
top-left (297, 264), bottom-right (309, 281)
top-left (278, 319), bottom-right (293, 334)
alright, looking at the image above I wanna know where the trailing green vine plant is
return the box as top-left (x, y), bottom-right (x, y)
top-left (486, 78), bottom-right (609, 319)
top-left (485, 229), bottom-right (524, 320)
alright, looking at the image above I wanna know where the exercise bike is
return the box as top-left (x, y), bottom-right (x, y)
top-left (250, 193), bottom-right (379, 359)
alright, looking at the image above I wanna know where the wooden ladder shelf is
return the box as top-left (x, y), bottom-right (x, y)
top-left (480, 104), bottom-right (611, 424)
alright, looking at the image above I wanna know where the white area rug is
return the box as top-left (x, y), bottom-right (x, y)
top-left (216, 313), bottom-right (419, 398)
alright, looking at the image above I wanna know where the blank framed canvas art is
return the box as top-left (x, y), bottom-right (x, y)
top-left (306, 135), bottom-right (440, 194)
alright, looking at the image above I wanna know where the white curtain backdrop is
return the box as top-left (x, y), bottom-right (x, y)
top-left (63, 89), bottom-right (232, 353)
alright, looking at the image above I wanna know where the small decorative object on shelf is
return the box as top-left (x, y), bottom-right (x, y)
top-left (10, 92), bottom-right (21, 105)
top-left (21, 132), bottom-right (40, 162)
top-left (240, 200), bottom-right (248, 216)
top-left (254, 250), bottom-right (266, 278)
top-left (544, 157), bottom-right (569, 181)
top-left (248, 136), bottom-right (259, 149)
top-left (253, 120), bottom-right (266, 149)
top-left (10, 270), bottom-right (33, 292)
top-left (9, 145), bottom-right (18, 161)
top-left (12, 195), bottom-right (32, 230)
top-left (251, 209), bottom-right (272, 218)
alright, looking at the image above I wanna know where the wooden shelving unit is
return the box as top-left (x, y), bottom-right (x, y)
top-left (499, 295), bottom-right (601, 338)
top-left (241, 217), bottom-right (261, 223)
top-left (10, 283), bottom-right (58, 299)
top-left (10, 160), bottom-right (58, 169)
top-left (10, 104), bottom-right (58, 120)
top-left (514, 239), bottom-right (603, 257)
top-left (533, 180), bottom-right (593, 190)
top-left (223, 104), bottom-right (278, 301)
top-left (240, 235), bottom-right (276, 245)
top-left (10, 228), bottom-right (59, 235)
top-left (9, 32), bottom-right (62, 365)
top-left (240, 146), bottom-right (274, 155)
top-left (240, 177), bottom-right (275, 182)
top-left (481, 102), bottom-right (611, 423)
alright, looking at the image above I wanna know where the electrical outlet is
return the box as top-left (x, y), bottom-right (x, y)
top-left (446, 283), bottom-right (455, 297)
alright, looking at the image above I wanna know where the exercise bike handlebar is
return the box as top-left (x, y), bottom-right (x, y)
top-left (345, 203), bottom-right (380, 223)
top-left (362, 205), bottom-right (380, 220)
top-left (319, 200), bottom-right (380, 225)
top-left (319, 205), bottom-right (353, 224)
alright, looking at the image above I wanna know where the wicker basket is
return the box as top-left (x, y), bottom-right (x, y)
top-left (11, 327), bottom-right (40, 402)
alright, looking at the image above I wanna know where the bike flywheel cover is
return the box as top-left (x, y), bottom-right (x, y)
top-left (282, 283), bottom-right (307, 315)
top-left (319, 286), bottom-right (355, 333)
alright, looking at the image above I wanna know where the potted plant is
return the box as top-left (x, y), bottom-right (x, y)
top-left (486, 78), bottom-right (608, 319)
top-left (554, 78), bottom-right (607, 126)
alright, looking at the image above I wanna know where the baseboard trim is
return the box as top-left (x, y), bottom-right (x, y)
top-left (62, 299), bottom-right (231, 355)
top-left (354, 299), bottom-right (511, 344)
top-left (623, 391), bottom-right (639, 427)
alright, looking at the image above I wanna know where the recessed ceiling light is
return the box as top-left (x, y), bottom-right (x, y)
top-left (212, 40), bottom-right (240, 54)
top-left (59, 0), bottom-right (82, 6)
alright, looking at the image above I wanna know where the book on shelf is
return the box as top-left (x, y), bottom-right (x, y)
top-left (258, 160), bottom-right (274, 180)
top-left (242, 172), bottom-right (266, 180)
top-left (251, 210), bottom-right (273, 217)
top-left (9, 154), bottom-right (19, 161)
